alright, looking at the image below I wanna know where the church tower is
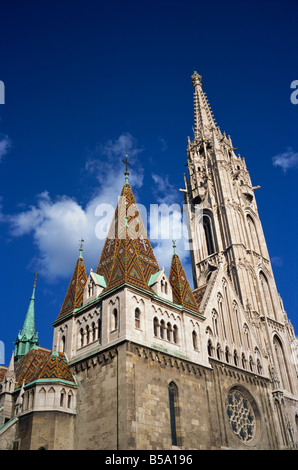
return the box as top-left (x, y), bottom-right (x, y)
top-left (183, 72), bottom-right (298, 425)
top-left (2, 72), bottom-right (297, 451)
top-left (14, 273), bottom-right (39, 361)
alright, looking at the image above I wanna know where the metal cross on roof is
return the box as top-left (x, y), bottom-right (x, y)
top-left (122, 154), bottom-right (132, 184)
top-left (122, 154), bottom-right (131, 173)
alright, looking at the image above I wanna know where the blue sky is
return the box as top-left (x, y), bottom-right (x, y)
top-left (0, 0), bottom-right (297, 366)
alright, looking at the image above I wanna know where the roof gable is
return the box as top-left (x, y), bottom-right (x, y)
top-left (169, 253), bottom-right (201, 313)
top-left (57, 254), bottom-right (87, 319)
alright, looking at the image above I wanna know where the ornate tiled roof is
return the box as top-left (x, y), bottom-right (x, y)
top-left (0, 366), bottom-right (8, 383)
top-left (14, 347), bottom-right (75, 388)
top-left (57, 251), bottom-right (87, 319)
top-left (193, 284), bottom-right (208, 307)
top-left (96, 182), bottom-right (160, 291)
top-left (169, 252), bottom-right (201, 314)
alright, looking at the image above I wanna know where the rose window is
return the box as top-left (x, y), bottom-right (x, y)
top-left (226, 389), bottom-right (256, 442)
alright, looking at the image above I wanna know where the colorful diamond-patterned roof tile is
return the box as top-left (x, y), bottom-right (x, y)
top-left (0, 366), bottom-right (8, 383)
top-left (96, 182), bottom-right (160, 291)
top-left (14, 347), bottom-right (75, 388)
top-left (193, 285), bottom-right (208, 307)
top-left (56, 251), bottom-right (87, 319)
top-left (169, 252), bottom-right (201, 314)
top-left (37, 350), bottom-right (75, 383)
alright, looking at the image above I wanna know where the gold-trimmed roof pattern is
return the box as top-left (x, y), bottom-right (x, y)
top-left (57, 255), bottom-right (87, 319)
top-left (169, 253), bottom-right (201, 313)
top-left (14, 347), bottom-right (75, 387)
top-left (96, 182), bottom-right (160, 291)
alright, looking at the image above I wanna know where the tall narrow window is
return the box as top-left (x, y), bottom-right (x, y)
top-left (173, 325), bottom-right (178, 344)
top-left (168, 382), bottom-right (178, 446)
top-left (273, 335), bottom-right (292, 392)
top-left (192, 331), bottom-right (198, 350)
top-left (135, 308), bottom-right (140, 329)
top-left (160, 320), bottom-right (165, 339)
top-left (113, 308), bottom-right (118, 330)
top-left (203, 215), bottom-right (215, 255)
top-left (91, 322), bottom-right (95, 342)
top-left (259, 271), bottom-right (275, 319)
top-left (167, 322), bottom-right (172, 341)
top-left (153, 317), bottom-right (159, 337)
top-left (98, 318), bottom-right (102, 342)
top-left (61, 335), bottom-right (66, 353)
top-left (207, 339), bottom-right (213, 357)
top-left (80, 328), bottom-right (84, 348)
top-left (67, 391), bottom-right (73, 409)
top-left (247, 215), bottom-right (261, 254)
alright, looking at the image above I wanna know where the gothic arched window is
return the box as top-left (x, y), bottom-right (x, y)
top-left (207, 339), bottom-right (213, 357)
top-left (112, 308), bottom-right (118, 330)
top-left (98, 318), bottom-right (102, 342)
top-left (234, 349), bottom-right (238, 366)
top-left (92, 322), bottom-right (96, 342)
top-left (153, 317), bottom-right (159, 337)
top-left (160, 320), bottom-right (165, 339)
top-left (203, 215), bottom-right (215, 256)
top-left (225, 346), bottom-right (230, 363)
top-left (80, 328), bottom-right (84, 348)
top-left (247, 214), bottom-right (261, 254)
top-left (216, 343), bottom-right (221, 360)
top-left (167, 322), bottom-right (172, 341)
top-left (273, 335), bottom-right (292, 393)
top-left (61, 335), bottom-right (66, 353)
top-left (86, 325), bottom-right (90, 344)
top-left (173, 325), bottom-right (178, 344)
top-left (259, 271), bottom-right (275, 319)
top-left (168, 382), bottom-right (179, 446)
top-left (192, 331), bottom-right (198, 350)
top-left (135, 308), bottom-right (141, 329)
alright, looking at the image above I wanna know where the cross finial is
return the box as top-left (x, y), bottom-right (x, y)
top-left (172, 240), bottom-right (176, 254)
top-left (122, 154), bottom-right (131, 184)
top-left (79, 239), bottom-right (84, 257)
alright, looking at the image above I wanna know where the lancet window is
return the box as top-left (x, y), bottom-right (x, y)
top-left (168, 382), bottom-right (179, 446)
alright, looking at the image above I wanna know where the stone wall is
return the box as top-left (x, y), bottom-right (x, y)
top-left (71, 340), bottom-right (281, 450)
top-left (17, 411), bottom-right (75, 450)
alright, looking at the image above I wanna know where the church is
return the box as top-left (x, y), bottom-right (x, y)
top-left (0, 72), bottom-right (297, 450)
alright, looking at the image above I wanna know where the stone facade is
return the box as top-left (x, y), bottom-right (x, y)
top-left (0, 72), bottom-right (297, 450)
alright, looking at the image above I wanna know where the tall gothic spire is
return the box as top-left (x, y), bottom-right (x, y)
top-left (14, 273), bottom-right (39, 361)
top-left (96, 180), bottom-right (160, 291)
top-left (192, 71), bottom-right (218, 141)
top-left (169, 242), bottom-right (200, 314)
top-left (56, 243), bottom-right (87, 320)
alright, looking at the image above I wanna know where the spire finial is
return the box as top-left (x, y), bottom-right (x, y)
top-left (172, 240), bottom-right (177, 254)
top-left (33, 271), bottom-right (38, 289)
top-left (192, 71), bottom-right (202, 88)
top-left (122, 154), bottom-right (131, 184)
top-left (79, 239), bottom-right (84, 258)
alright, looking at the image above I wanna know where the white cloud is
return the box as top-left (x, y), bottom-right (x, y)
top-left (6, 132), bottom-right (194, 286)
top-left (271, 256), bottom-right (284, 267)
top-left (151, 173), bottom-right (179, 204)
top-left (272, 148), bottom-right (298, 172)
top-left (150, 172), bottom-right (193, 283)
top-left (7, 133), bottom-right (145, 281)
top-left (0, 134), bottom-right (11, 162)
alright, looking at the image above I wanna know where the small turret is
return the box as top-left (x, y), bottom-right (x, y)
top-left (14, 273), bottom-right (39, 362)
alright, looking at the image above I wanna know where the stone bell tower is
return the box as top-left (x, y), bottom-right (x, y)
top-left (184, 72), bottom-right (279, 319)
top-left (183, 72), bottom-right (298, 409)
